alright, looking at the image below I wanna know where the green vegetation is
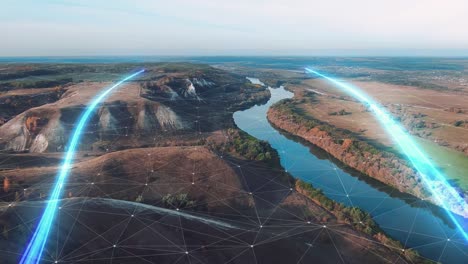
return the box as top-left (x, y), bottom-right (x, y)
top-left (227, 128), bottom-right (273, 161)
top-left (412, 137), bottom-right (468, 191)
top-left (161, 193), bottom-right (195, 209)
top-left (412, 120), bottom-right (427, 129)
top-left (1, 78), bottom-right (73, 90)
top-left (296, 180), bottom-right (378, 234)
top-left (329, 109), bottom-right (352, 116)
top-left (453, 120), bottom-right (466, 127)
top-left (0, 63), bottom-right (211, 91)
top-left (273, 99), bottom-right (389, 158)
top-left (376, 77), bottom-right (448, 91)
top-left (0, 69), bottom-right (59, 81)
top-left (157, 62), bottom-right (211, 73)
top-left (296, 180), bottom-right (434, 263)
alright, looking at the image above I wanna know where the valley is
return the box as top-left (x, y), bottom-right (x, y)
top-left (0, 63), bottom-right (430, 263)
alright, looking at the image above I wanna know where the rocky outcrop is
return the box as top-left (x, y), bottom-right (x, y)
top-left (0, 87), bottom-right (189, 153)
top-left (0, 65), bottom-right (270, 153)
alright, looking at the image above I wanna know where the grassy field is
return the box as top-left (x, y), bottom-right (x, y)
top-left (413, 137), bottom-right (468, 191)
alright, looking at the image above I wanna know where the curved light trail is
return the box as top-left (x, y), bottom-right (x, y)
top-left (20, 69), bottom-right (145, 264)
top-left (305, 68), bottom-right (468, 242)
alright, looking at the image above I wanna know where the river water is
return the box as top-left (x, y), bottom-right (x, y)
top-left (233, 86), bottom-right (468, 263)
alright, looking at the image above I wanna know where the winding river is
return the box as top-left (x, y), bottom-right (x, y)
top-left (233, 86), bottom-right (468, 263)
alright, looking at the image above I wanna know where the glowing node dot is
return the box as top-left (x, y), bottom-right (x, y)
top-left (307, 221), bottom-right (311, 224)
top-left (176, 208), bottom-right (179, 211)
top-left (131, 214), bottom-right (134, 217)
top-left (250, 245), bottom-right (254, 248)
top-left (447, 238), bottom-right (451, 241)
top-left (185, 251), bottom-right (189, 254)
top-left (113, 245), bottom-right (116, 248)
top-left (192, 182), bottom-right (195, 185)
top-left (323, 225), bottom-right (327, 228)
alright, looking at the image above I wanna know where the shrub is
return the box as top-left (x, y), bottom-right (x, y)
top-left (453, 120), bottom-right (465, 127)
top-left (161, 193), bottom-right (195, 209)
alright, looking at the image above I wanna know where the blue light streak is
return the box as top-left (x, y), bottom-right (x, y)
top-left (305, 68), bottom-right (468, 242)
top-left (20, 69), bottom-right (145, 264)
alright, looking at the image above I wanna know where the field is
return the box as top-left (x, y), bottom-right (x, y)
top-left (413, 137), bottom-right (468, 190)
top-left (218, 57), bottom-right (468, 193)
top-left (0, 62), bottom-right (426, 264)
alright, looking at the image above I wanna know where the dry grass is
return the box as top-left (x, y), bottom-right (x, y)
top-left (288, 78), bottom-right (468, 190)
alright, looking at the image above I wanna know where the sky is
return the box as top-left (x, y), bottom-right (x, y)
top-left (1, 0), bottom-right (468, 56)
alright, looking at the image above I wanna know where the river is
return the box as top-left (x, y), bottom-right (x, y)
top-left (233, 86), bottom-right (468, 263)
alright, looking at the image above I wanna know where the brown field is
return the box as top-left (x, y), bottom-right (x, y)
top-left (286, 78), bottom-right (468, 189)
top-left (293, 79), bottom-right (468, 150)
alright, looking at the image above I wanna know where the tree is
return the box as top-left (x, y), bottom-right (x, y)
top-left (3, 177), bottom-right (10, 193)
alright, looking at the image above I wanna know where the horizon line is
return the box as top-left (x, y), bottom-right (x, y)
top-left (1, 54), bottom-right (468, 59)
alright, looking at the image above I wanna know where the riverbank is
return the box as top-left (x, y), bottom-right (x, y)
top-left (294, 179), bottom-right (431, 263)
top-left (267, 98), bottom-right (468, 218)
top-left (216, 129), bottom-right (432, 263)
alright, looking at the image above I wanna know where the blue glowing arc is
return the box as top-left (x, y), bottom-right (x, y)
top-left (305, 68), bottom-right (468, 242)
top-left (20, 69), bottom-right (145, 264)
